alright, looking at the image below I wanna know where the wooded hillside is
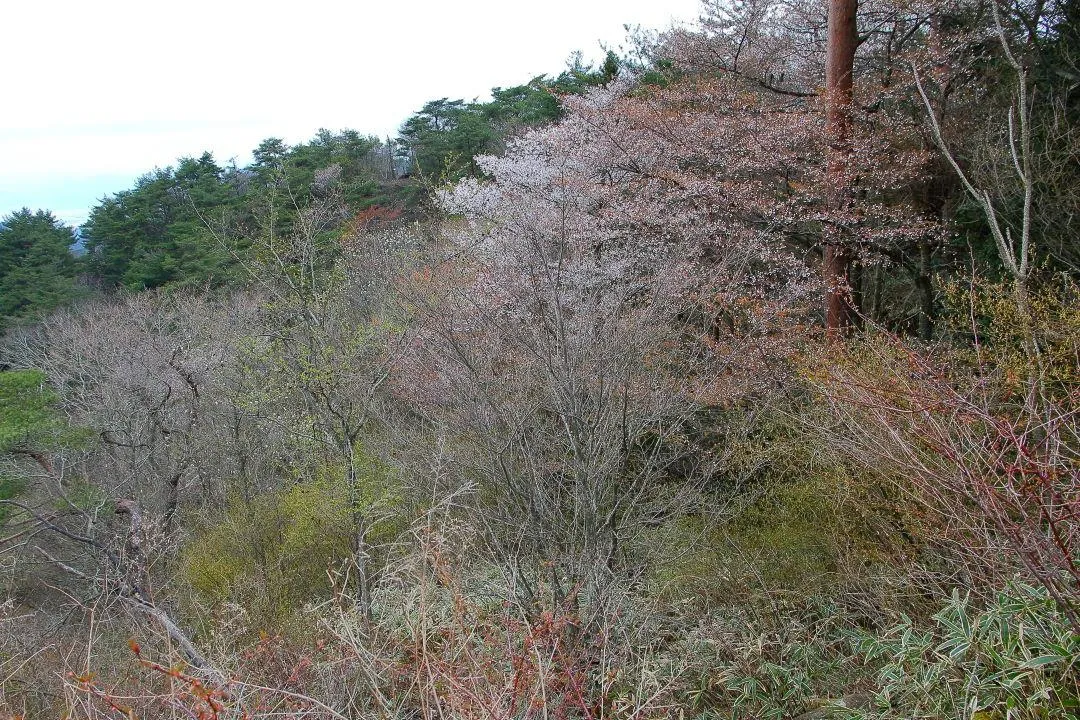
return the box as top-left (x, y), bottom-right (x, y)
top-left (1, 1), bottom-right (1077, 717)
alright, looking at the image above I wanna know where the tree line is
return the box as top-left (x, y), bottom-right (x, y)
top-left (0, 56), bottom-right (623, 333)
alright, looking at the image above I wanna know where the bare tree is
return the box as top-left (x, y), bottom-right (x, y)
top-left (215, 180), bottom-right (416, 621)
top-left (912, 3), bottom-right (1035, 305)
top-left (0, 294), bottom-right (255, 671)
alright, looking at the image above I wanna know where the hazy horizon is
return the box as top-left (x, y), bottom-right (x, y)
top-left (1, 0), bottom-right (700, 229)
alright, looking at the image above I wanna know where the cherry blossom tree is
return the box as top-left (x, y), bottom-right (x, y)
top-left (657, 0), bottom-right (950, 337)
top-left (390, 75), bottom-right (820, 618)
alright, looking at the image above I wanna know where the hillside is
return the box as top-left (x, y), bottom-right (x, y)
top-left (1, 1), bottom-right (1078, 718)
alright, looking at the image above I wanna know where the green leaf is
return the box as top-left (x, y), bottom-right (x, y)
top-left (1022, 654), bottom-right (1065, 669)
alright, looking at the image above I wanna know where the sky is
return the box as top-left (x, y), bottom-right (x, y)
top-left (0, 0), bottom-right (702, 228)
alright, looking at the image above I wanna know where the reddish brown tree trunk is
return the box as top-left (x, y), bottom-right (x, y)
top-left (824, 0), bottom-right (859, 337)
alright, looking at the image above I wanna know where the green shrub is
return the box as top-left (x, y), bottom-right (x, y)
top-left (942, 275), bottom-right (1080, 399)
top-left (182, 475), bottom-right (354, 628)
top-left (852, 582), bottom-right (1079, 720)
top-left (667, 601), bottom-right (863, 719)
top-left (645, 469), bottom-right (904, 610)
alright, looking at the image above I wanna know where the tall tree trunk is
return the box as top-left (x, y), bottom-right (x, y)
top-left (344, 435), bottom-right (372, 624)
top-left (824, 0), bottom-right (859, 337)
top-left (916, 240), bottom-right (935, 342)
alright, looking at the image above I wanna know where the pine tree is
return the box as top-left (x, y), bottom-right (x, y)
top-left (0, 208), bottom-right (80, 330)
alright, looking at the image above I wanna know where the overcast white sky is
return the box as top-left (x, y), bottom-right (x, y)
top-left (0, 0), bottom-right (702, 227)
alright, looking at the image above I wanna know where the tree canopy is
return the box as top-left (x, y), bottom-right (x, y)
top-left (0, 208), bottom-right (80, 331)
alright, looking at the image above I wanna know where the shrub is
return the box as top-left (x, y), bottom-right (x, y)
top-left (809, 328), bottom-right (1080, 619)
top-left (182, 475), bottom-right (354, 629)
top-left (852, 582), bottom-right (1080, 720)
